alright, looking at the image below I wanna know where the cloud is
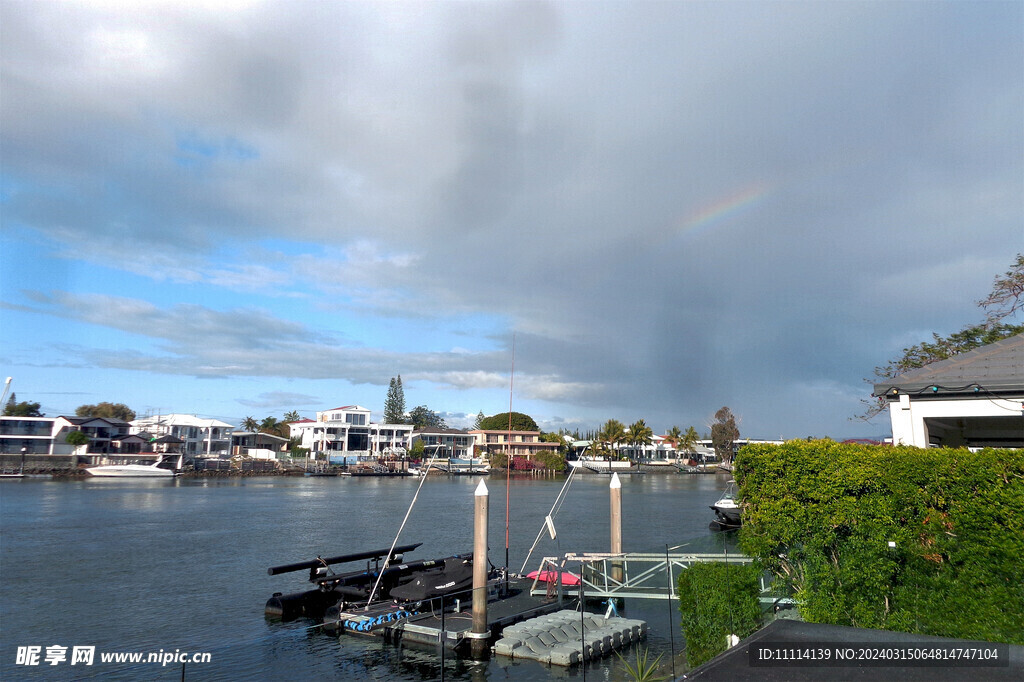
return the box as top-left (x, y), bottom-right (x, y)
top-left (1, 1), bottom-right (1020, 436)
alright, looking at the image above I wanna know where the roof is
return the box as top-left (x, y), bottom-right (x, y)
top-left (412, 427), bottom-right (469, 435)
top-left (684, 618), bottom-right (1024, 681)
top-left (131, 414), bottom-right (234, 428)
top-left (874, 333), bottom-right (1024, 397)
top-left (66, 416), bottom-right (131, 427)
top-left (326, 405), bottom-right (367, 412)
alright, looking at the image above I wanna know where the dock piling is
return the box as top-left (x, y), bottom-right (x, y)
top-left (471, 479), bottom-right (490, 658)
top-left (610, 473), bottom-right (623, 584)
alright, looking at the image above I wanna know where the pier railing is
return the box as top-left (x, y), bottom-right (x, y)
top-left (529, 547), bottom-right (769, 602)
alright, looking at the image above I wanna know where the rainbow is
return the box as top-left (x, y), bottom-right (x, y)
top-left (677, 182), bottom-right (773, 237)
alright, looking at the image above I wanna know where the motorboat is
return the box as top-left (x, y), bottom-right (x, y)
top-left (710, 479), bottom-right (741, 527)
top-left (86, 454), bottom-right (182, 478)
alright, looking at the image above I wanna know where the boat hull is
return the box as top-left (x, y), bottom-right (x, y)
top-left (86, 465), bottom-right (176, 478)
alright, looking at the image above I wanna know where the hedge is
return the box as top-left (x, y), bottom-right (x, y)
top-left (677, 562), bottom-right (762, 668)
top-left (735, 441), bottom-right (1024, 644)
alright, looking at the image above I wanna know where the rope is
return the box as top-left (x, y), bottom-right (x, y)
top-left (364, 454), bottom-right (438, 608)
top-left (519, 464), bottom-right (578, 574)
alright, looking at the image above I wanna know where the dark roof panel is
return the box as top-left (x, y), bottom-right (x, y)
top-left (874, 333), bottom-right (1024, 397)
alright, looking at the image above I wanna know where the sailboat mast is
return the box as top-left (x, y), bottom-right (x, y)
top-left (505, 333), bottom-right (515, 572)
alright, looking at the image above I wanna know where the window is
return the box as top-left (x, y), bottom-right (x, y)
top-left (345, 413), bottom-right (366, 426)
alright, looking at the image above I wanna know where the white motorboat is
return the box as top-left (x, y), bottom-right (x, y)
top-left (86, 455), bottom-right (182, 478)
top-left (710, 479), bottom-right (741, 526)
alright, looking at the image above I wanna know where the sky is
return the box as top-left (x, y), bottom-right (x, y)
top-left (1, 0), bottom-right (1021, 439)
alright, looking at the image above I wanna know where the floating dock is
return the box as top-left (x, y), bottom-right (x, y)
top-left (494, 609), bottom-right (647, 666)
top-left (322, 577), bottom-right (563, 651)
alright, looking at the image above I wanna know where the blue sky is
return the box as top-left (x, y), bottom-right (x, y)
top-left (1, 1), bottom-right (1021, 438)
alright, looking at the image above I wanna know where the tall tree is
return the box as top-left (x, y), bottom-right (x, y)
top-left (858, 254), bottom-right (1024, 420)
top-left (474, 411), bottom-right (485, 429)
top-left (283, 410), bottom-right (301, 423)
top-left (665, 425), bottom-right (683, 445)
top-left (384, 375), bottom-right (406, 424)
top-left (478, 412), bottom-right (538, 431)
top-left (241, 416), bottom-right (259, 432)
top-left (711, 407), bottom-right (740, 463)
top-left (75, 402), bottom-right (136, 421)
top-left (3, 394), bottom-right (43, 417)
top-left (626, 419), bottom-right (653, 461)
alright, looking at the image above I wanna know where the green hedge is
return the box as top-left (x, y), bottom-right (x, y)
top-left (677, 562), bottom-right (762, 668)
top-left (736, 441), bottom-right (1024, 643)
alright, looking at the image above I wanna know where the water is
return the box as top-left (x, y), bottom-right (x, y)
top-left (0, 472), bottom-right (737, 680)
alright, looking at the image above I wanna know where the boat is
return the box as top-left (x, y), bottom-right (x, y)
top-left (709, 479), bottom-right (741, 528)
top-left (526, 569), bottom-right (581, 587)
top-left (86, 454), bottom-right (182, 478)
top-left (264, 543), bottom-right (499, 623)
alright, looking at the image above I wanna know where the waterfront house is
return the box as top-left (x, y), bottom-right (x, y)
top-left (468, 428), bottom-right (560, 462)
top-left (288, 405), bottom-right (413, 462)
top-left (873, 332), bottom-right (1024, 448)
top-left (410, 428), bottom-right (474, 458)
top-left (231, 430), bottom-right (290, 459)
top-left (130, 414), bottom-right (234, 457)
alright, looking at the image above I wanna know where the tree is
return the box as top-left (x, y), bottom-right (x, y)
top-left (283, 410), bottom-right (301, 423)
top-left (474, 411), bottom-right (485, 429)
top-left (259, 416), bottom-right (283, 436)
top-left (626, 419), bottom-right (653, 461)
top-left (241, 416), bottom-right (259, 432)
top-left (665, 425), bottom-right (682, 445)
top-left (477, 412), bottom-right (538, 431)
top-left (3, 394), bottom-right (43, 417)
top-left (858, 254), bottom-right (1024, 420)
top-left (979, 253), bottom-right (1024, 325)
top-left (384, 375), bottom-right (406, 424)
top-left (597, 419), bottom-right (626, 459)
top-left (680, 426), bottom-right (700, 454)
top-left (407, 405), bottom-right (446, 430)
top-left (75, 402), bottom-right (135, 421)
top-left (711, 407), bottom-right (739, 463)
top-left (65, 430), bottom-right (90, 448)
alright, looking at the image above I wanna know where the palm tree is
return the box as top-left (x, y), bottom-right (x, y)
top-left (283, 410), bottom-right (301, 423)
top-left (665, 425), bottom-right (683, 448)
top-left (679, 426), bottom-right (699, 456)
top-left (626, 419), bottom-right (653, 462)
top-left (241, 416), bottom-right (259, 433)
top-left (598, 419), bottom-right (626, 460)
top-left (260, 416), bottom-right (281, 436)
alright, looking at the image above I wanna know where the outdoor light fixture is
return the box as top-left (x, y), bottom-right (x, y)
top-left (887, 541), bottom-right (897, 549)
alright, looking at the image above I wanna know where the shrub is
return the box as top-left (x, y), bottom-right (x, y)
top-left (736, 441), bottom-right (1024, 644)
top-left (677, 562), bottom-right (762, 668)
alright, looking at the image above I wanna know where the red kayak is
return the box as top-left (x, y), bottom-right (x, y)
top-left (526, 569), bottom-right (581, 587)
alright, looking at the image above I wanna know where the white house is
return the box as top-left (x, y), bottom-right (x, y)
top-left (288, 405), bottom-right (413, 461)
top-left (130, 414), bottom-right (234, 456)
top-left (873, 333), bottom-right (1024, 448)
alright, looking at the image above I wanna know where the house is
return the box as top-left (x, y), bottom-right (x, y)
top-left (231, 431), bottom-right (290, 459)
top-left (411, 428), bottom-right (474, 458)
top-left (873, 333), bottom-right (1024, 448)
top-left (0, 416), bottom-right (76, 457)
top-left (130, 414), bottom-right (234, 457)
top-left (288, 405), bottom-right (413, 461)
top-left (468, 429), bottom-right (561, 462)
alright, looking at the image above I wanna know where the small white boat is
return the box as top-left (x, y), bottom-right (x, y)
top-left (86, 455), bottom-right (182, 478)
top-left (710, 480), bottom-right (741, 526)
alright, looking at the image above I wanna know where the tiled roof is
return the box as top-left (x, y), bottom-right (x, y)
top-left (874, 333), bottom-right (1024, 396)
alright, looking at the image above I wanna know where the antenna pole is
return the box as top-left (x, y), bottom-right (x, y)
top-left (505, 333), bottom-right (515, 573)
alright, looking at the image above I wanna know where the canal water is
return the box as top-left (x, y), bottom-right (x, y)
top-left (0, 472), bottom-right (737, 680)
